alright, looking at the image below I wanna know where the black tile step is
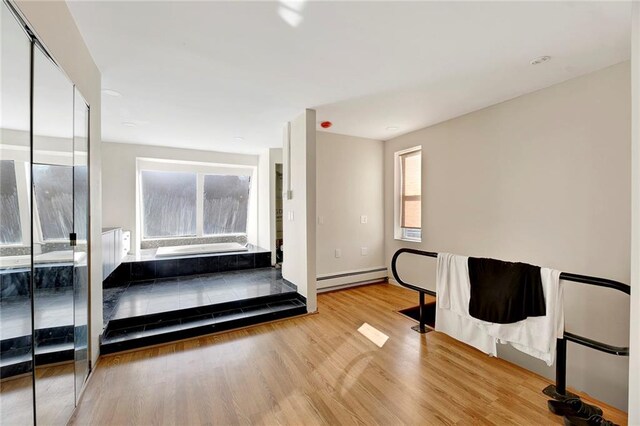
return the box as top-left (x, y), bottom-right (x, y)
top-left (106, 289), bottom-right (298, 331)
top-left (1, 355), bottom-right (31, 379)
top-left (1, 339), bottom-right (74, 379)
top-left (100, 298), bottom-right (306, 355)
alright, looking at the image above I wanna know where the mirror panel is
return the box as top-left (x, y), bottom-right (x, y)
top-left (73, 88), bottom-right (90, 400)
top-left (0, 4), bottom-right (91, 424)
top-left (0, 2), bottom-right (35, 425)
top-left (32, 44), bottom-right (76, 425)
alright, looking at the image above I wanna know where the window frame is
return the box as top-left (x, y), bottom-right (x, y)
top-left (394, 145), bottom-right (422, 243)
top-left (136, 158), bottom-right (257, 244)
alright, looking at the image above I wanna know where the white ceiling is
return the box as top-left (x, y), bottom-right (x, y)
top-left (67, 1), bottom-right (631, 154)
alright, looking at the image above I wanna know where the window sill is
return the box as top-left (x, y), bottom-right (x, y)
top-left (395, 237), bottom-right (422, 243)
top-left (141, 233), bottom-right (246, 242)
top-left (140, 234), bottom-right (249, 250)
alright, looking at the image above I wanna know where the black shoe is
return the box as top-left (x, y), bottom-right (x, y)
top-left (563, 414), bottom-right (618, 426)
top-left (548, 398), bottom-right (603, 418)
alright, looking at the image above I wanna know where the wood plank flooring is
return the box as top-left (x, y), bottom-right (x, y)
top-left (1, 363), bottom-right (75, 425)
top-left (70, 283), bottom-right (628, 425)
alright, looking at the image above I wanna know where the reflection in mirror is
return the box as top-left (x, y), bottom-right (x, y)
top-left (73, 88), bottom-right (90, 401)
top-left (0, 2), bottom-right (35, 425)
top-left (33, 44), bottom-right (76, 424)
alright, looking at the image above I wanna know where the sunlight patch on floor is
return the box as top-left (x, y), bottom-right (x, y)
top-left (357, 323), bottom-right (389, 348)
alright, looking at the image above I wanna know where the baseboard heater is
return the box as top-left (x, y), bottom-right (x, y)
top-left (317, 267), bottom-right (388, 292)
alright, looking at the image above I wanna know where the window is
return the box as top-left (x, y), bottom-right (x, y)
top-left (74, 166), bottom-right (89, 241)
top-left (1, 153), bottom-right (86, 246)
top-left (203, 175), bottom-right (251, 235)
top-left (138, 163), bottom-right (255, 241)
top-left (141, 170), bottom-right (197, 238)
top-left (0, 160), bottom-right (22, 244)
top-left (395, 147), bottom-right (422, 241)
top-left (32, 164), bottom-right (74, 241)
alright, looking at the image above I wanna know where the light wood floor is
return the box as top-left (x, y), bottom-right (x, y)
top-left (70, 283), bottom-right (628, 425)
top-left (1, 362), bottom-right (75, 425)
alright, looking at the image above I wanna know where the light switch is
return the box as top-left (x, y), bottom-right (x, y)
top-left (318, 216), bottom-right (324, 225)
top-left (288, 211), bottom-right (294, 221)
top-left (361, 247), bottom-right (368, 256)
top-left (360, 215), bottom-right (368, 224)
top-left (335, 249), bottom-right (342, 258)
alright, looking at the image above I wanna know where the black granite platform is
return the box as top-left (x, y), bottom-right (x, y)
top-left (1, 289), bottom-right (75, 379)
top-left (101, 267), bottom-right (305, 354)
top-left (1, 264), bottom-right (74, 298)
top-left (103, 245), bottom-right (271, 288)
top-left (0, 262), bottom-right (80, 379)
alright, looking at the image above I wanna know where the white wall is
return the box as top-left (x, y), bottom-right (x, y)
top-left (101, 142), bottom-right (258, 253)
top-left (385, 62), bottom-right (631, 410)
top-left (316, 132), bottom-right (386, 290)
top-left (258, 149), bottom-right (271, 251)
top-left (258, 147), bottom-right (283, 261)
top-left (629, 2), bottom-right (640, 422)
top-left (269, 148), bottom-right (283, 264)
top-left (15, 0), bottom-right (103, 367)
top-left (282, 110), bottom-right (317, 312)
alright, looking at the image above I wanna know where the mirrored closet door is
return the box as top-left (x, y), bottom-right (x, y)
top-left (32, 41), bottom-right (77, 425)
top-left (0, 2), bottom-right (35, 424)
top-left (0, 1), bottom-right (91, 424)
top-left (73, 87), bottom-right (90, 404)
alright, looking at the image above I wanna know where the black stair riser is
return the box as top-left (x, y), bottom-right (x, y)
top-left (1, 325), bottom-right (74, 369)
top-left (100, 306), bottom-right (306, 355)
top-left (1, 360), bottom-right (32, 379)
top-left (106, 291), bottom-right (300, 331)
top-left (1, 335), bottom-right (31, 353)
top-left (1, 347), bottom-right (74, 380)
top-left (35, 348), bottom-right (74, 365)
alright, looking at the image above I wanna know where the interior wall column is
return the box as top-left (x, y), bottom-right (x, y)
top-left (629, 2), bottom-right (640, 423)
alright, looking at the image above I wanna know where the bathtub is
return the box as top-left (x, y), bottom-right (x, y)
top-left (155, 242), bottom-right (248, 258)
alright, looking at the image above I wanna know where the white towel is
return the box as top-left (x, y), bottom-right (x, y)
top-left (435, 253), bottom-right (497, 356)
top-left (477, 267), bottom-right (564, 366)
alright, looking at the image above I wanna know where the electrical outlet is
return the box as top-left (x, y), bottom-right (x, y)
top-left (335, 249), bottom-right (342, 258)
top-left (360, 215), bottom-right (368, 224)
top-left (361, 247), bottom-right (368, 256)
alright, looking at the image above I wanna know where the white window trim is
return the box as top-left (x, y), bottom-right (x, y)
top-left (136, 157), bottom-right (258, 245)
top-left (394, 145), bottom-right (422, 243)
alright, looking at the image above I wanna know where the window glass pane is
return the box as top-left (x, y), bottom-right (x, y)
top-left (403, 228), bottom-right (422, 240)
top-left (141, 170), bottom-right (196, 238)
top-left (32, 164), bottom-right (73, 240)
top-left (0, 160), bottom-right (22, 244)
top-left (74, 166), bottom-right (88, 240)
top-left (203, 175), bottom-right (251, 235)
top-left (401, 150), bottom-right (421, 229)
